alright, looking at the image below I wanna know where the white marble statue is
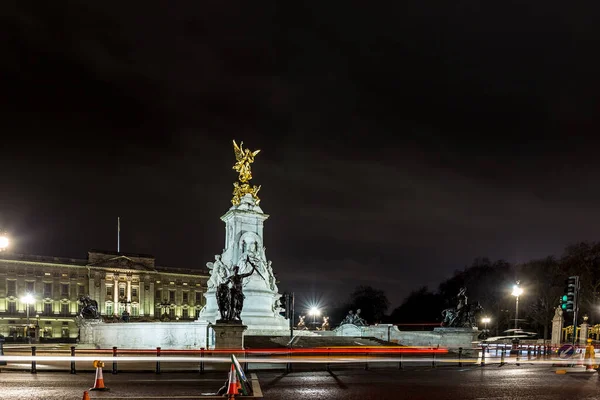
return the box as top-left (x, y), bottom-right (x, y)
top-left (206, 255), bottom-right (230, 289)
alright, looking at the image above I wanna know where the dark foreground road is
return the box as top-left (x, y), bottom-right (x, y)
top-left (0, 365), bottom-right (599, 399)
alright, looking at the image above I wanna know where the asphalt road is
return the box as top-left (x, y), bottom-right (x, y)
top-left (1, 365), bottom-right (599, 399)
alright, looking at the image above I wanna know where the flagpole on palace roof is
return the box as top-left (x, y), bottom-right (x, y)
top-left (117, 217), bottom-right (120, 253)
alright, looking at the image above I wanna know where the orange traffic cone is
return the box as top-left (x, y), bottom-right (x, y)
top-left (82, 391), bottom-right (90, 400)
top-left (226, 364), bottom-right (238, 398)
top-left (90, 360), bottom-right (110, 391)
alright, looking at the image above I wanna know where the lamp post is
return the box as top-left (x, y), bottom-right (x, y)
top-left (308, 307), bottom-right (321, 330)
top-left (511, 282), bottom-right (523, 330)
top-left (22, 293), bottom-right (34, 326)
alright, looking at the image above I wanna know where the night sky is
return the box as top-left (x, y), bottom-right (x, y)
top-left (1, 2), bottom-right (599, 310)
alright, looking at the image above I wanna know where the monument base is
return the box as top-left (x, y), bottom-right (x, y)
top-left (211, 322), bottom-right (248, 349)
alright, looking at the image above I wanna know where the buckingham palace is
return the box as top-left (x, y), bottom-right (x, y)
top-left (0, 249), bottom-right (209, 341)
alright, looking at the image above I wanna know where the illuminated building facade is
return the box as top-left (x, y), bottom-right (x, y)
top-left (0, 250), bottom-right (209, 340)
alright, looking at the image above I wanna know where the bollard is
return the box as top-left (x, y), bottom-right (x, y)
top-left (364, 352), bottom-right (369, 370)
top-left (495, 345), bottom-right (499, 356)
top-left (70, 346), bottom-right (76, 374)
top-left (481, 346), bottom-right (486, 366)
top-left (112, 346), bottom-right (117, 374)
top-left (156, 347), bottom-right (161, 374)
top-left (200, 348), bottom-right (204, 374)
top-left (326, 348), bottom-right (330, 372)
top-left (398, 353), bottom-right (403, 370)
top-left (516, 345), bottom-right (520, 366)
top-left (0, 335), bottom-right (6, 367)
top-left (500, 348), bottom-right (505, 366)
top-left (527, 346), bottom-right (531, 361)
top-left (432, 351), bottom-right (436, 368)
top-left (458, 347), bottom-right (463, 367)
top-left (31, 346), bottom-right (37, 374)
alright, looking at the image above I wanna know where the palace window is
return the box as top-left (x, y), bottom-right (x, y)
top-left (107, 286), bottom-right (113, 297)
top-left (26, 281), bottom-right (34, 293)
top-left (132, 287), bottom-right (138, 297)
top-left (79, 285), bottom-right (86, 296)
top-left (106, 303), bottom-right (113, 316)
top-left (182, 292), bottom-right (188, 303)
top-left (182, 308), bottom-right (189, 319)
top-left (43, 283), bottom-right (52, 298)
top-left (61, 303), bottom-right (69, 316)
top-left (169, 308), bottom-right (175, 318)
top-left (169, 291), bottom-right (175, 303)
top-left (131, 304), bottom-right (139, 317)
top-left (119, 286), bottom-right (125, 297)
top-left (7, 280), bottom-right (16, 297)
top-left (7, 301), bottom-right (16, 314)
top-left (44, 303), bottom-right (52, 315)
top-left (61, 284), bottom-right (69, 297)
top-left (195, 291), bottom-right (202, 303)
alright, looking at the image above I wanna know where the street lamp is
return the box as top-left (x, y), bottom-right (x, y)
top-left (511, 282), bottom-right (523, 330)
top-left (0, 233), bottom-right (9, 252)
top-left (481, 316), bottom-right (491, 331)
top-left (21, 293), bottom-right (34, 326)
top-left (308, 307), bottom-right (321, 330)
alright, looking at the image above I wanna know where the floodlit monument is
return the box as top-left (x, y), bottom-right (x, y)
top-left (198, 140), bottom-right (289, 336)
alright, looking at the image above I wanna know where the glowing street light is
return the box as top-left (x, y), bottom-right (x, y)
top-left (21, 293), bottom-right (34, 326)
top-left (511, 282), bottom-right (523, 330)
top-left (481, 316), bottom-right (491, 331)
top-left (0, 234), bottom-right (9, 251)
top-left (308, 307), bottom-right (321, 329)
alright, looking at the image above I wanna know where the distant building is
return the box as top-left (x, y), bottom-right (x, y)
top-left (0, 250), bottom-right (209, 341)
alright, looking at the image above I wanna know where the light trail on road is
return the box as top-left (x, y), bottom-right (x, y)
top-left (0, 354), bottom-right (578, 365)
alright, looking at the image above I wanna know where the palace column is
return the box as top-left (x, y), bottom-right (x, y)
top-left (126, 277), bottom-right (132, 313)
top-left (113, 278), bottom-right (118, 316)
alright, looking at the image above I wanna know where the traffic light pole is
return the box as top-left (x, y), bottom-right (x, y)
top-left (287, 292), bottom-right (294, 343)
top-left (571, 277), bottom-right (580, 346)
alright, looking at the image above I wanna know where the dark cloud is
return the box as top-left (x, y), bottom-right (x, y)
top-left (0, 2), bottom-right (599, 307)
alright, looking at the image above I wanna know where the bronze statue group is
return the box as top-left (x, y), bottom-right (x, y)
top-left (217, 256), bottom-right (257, 323)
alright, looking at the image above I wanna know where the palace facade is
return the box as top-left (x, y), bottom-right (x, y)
top-left (0, 250), bottom-right (209, 341)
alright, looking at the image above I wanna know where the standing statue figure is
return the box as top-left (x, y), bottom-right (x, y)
top-left (220, 257), bottom-right (257, 322)
top-left (78, 295), bottom-right (100, 319)
top-left (216, 282), bottom-right (231, 321)
top-left (321, 316), bottom-right (330, 331)
top-left (207, 255), bottom-right (229, 289)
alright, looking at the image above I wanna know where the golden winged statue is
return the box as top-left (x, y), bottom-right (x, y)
top-left (231, 140), bottom-right (262, 205)
top-left (232, 140), bottom-right (260, 183)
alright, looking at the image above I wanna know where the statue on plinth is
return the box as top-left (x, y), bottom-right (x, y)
top-left (441, 287), bottom-right (483, 328)
top-left (231, 140), bottom-right (262, 205)
top-left (207, 255), bottom-right (230, 289)
top-left (321, 316), bottom-right (330, 331)
top-left (340, 309), bottom-right (368, 326)
top-left (216, 256), bottom-right (257, 323)
top-left (297, 315), bottom-right (307, 330)
top-left (78, 295), bottom-right (100, 319)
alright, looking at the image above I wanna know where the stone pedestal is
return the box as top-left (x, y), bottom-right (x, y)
top-left (198, 194), bottom-right (289, 335)
top-left (579, 321), bottom-right (589, 345)
top-left (551, 307), bottom-right (563, 346)
top-left (211, 322), bottom-right (247, 349)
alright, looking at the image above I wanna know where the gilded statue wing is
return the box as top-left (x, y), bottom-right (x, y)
top-left (233, 140), bottom-right (244, 162)
top-left (252, 149), bottom-right (260, 157)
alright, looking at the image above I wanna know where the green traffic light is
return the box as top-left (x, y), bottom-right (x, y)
top-left (562, 295), bottom-right (568, 302)
top-left (561, 304), bottom-right (567, 310)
